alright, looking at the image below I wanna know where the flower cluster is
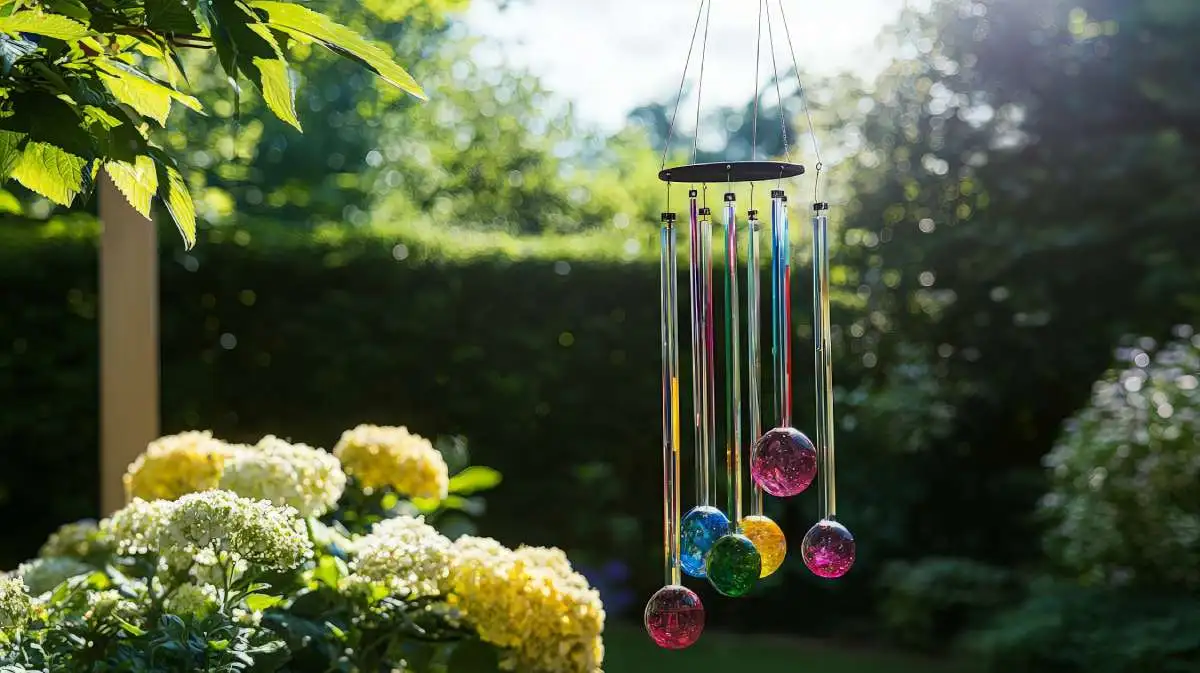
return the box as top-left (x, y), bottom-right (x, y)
top-left (333, 425), bottom-right (449, 500)
top-left (18, 557), bottom-right (93, 596)
top-left (123, 431), bottom-right (231, 502)
top-left (0, 575), bottom-right (32, 629)
top-left (447, 537), bottom-right (605, 673)
top-left (219, 436), bottom-right (347, 517)
top-left (38, 520), bottom-right (109, 560)
top-left (164, 582), bottom-right (219, 619)
top-left (160, 491), bottom-right (313, 570)
top-left (103, 498), bottom-right (176, 556)
top-left (348, 516), bottom-right (452, 599)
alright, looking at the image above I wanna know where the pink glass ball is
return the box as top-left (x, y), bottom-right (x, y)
top-left (750, 427), bottom-right (817, 497)
top-left (800, 519), bottom-right (856, 579)
top-left (644, 584), bottom-right (705, 649)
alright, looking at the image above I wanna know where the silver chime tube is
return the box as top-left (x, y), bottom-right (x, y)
top-left (701, 202), bottom-right (719, 506)
top-left (688, 190), bottom-right (713, 505)
top-left (659, 212), bottom-right (682, 585)
top-left (722, 194), bottom-right (743, 523)
top-left (812, 203), bottom-right (836, 519)
top-left (746, 209), bottom-right (764, 516)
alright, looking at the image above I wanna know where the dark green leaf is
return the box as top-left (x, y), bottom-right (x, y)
top-left (0, 129), bottom-right (27, 179)
top-left (143, 0), bottom-right (201, 33)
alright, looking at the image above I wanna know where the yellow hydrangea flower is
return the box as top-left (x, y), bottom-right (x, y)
top-left (333, 425), bottom-right (449, 500)
top-left (123, 431), bottom-right (231, 502)
top-left (447, 536), bottom-right (605, 673)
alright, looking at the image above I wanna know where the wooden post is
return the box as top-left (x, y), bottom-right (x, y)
top-left (99, 175), bottom-right (160, 515)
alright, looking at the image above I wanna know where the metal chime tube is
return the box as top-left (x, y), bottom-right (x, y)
top-left (812, 204), bottom-right (836, 519)
top-left (746, 210), bottom-right (764, 516)
top-left (770, 190), bottom-right (790, 427)
top-left (660, 212), bottom-right (682, 585)
top-left (722, 194), bottom-right (743, 523)
top-left (688, 190), bottom-right (713, 505)
top-left (701, 202), bottom-right (719, 506)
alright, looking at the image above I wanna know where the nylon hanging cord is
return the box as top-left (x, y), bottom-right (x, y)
top-left (763, 1), bottom-right (791, 165)
top-left (660, 0), bottom-right (709, 171)
top-left (778, 0), bottom-right (825, 201)
top-left (692, 0), bottom-right (713, 165)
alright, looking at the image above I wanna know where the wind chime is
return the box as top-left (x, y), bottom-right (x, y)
top-left (643, 0), bottom-right (856, 650)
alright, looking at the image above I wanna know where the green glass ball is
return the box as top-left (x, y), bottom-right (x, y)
top-left (704, 533), bottom-right (761, 597)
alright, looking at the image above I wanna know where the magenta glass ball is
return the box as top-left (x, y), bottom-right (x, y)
top-left (750, 427), bottom-right (817, 497)
top-left (800, 519), bottom-right (856, 579)
top-left (644, 584), bottom-right (705, 649)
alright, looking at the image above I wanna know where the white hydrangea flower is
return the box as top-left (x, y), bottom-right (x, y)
top-left (103, 498), bottom-right (178, 556)
top-left (0, 574), bottom-right (32, 629)
top-left (165, 582), bottom-right (219, 619)
top-left (162, 491), bottom-right (312, 570)
top-left (18, 557), bottom-right (93, 596)
top-left (348, 516), bottom-right (452, 598)
top-left (219, 435), bottom-right (347, 518)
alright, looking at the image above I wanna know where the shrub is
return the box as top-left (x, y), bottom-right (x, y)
top-left (0, 425), bottom-right (606, 673)
top-left (1040, 328), bottom-right (1200, 590)
top-left (965, 580), bottom-right (1200, 673)
top-left (877, 557), bottom-right (1016, 651)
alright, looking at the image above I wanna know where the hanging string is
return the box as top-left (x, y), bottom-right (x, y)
top-left (693, 0), bottom-right (713, 165)
top-left (777, 0), bottom-right (825, 201)
top-left (762, 1), bottom-right (791, 164)
top-left (660, 0), bottom-right (709, 171)
top-left (751, 0), bottom-right (764, 163)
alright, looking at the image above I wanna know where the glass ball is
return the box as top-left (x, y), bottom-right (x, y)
top-left (800, 519), bottom-right (856, 579)
top-left (680, 506), bottom-right (730, 578)
top-left (739, 515), bottom-right (786, 578)
top-left (644, 584), bottom-right (705, 649)
top-left (704, 533), bottom-right (761, 597)
top-left (750, 427), bottom-right (817, 497)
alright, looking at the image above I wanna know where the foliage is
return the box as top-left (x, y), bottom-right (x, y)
top-left (1040, 329), bottom-right (1200, 590)
top-left (0, 423), bottom-right (608, 673)
top-left (877, 557), bottom-right (1016, 651)
top-left (965, 579), bottom-right (1200, 673)
top-left (0, 0), bottom-right (426, 245)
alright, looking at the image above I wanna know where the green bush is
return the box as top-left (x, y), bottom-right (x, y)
top-left (1040, 329), bottom-right (1200, 590)
top-left (877, 557), bottom-right (1016, 651)
top-left (965, 580), bottom-right (1200, 673)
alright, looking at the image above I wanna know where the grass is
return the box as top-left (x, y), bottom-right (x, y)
top-left (604, 623), bottom-right (977, 673)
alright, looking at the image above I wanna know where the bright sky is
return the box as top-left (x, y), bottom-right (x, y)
top-left (463, 0), bottom-right (912, 133)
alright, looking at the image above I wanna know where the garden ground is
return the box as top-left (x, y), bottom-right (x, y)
top-left (604, 624), bottom-right (977, 673)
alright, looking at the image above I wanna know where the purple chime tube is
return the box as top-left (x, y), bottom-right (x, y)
top-left (644, 210), bottom-right (705, 650)
top-left (679, 191), bottom-right (730, 579)
top-left (800, 202), bottom-right (856, 579)
top-left (750, 190), bottom-right (817, 499)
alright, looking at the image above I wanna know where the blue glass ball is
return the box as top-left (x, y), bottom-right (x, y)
top-left (680, 506), bottom-right (731, 578)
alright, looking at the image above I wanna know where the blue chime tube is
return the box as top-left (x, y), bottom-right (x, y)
top-left (659, 212), bottom-right (682, 585)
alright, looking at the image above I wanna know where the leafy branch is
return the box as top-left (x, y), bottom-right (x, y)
top-left (0, 0), bottom-right (425, 248)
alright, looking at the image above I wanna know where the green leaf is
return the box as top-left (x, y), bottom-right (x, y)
top-left (0, 129), bottom-right (27, 179)
top-left (114, 615), bottom-right (145, 636)
top-left (447, 466), bottom-right (503, 494)
top-left (11, 141), bottom-right (87, 205)
top-left (244, 593), bottom-right (284, 611)
top-left (40, 0), bottom-right (92, 22)
top-left (0, 188), bottom-right (23, 214)
top-left (96, 59), bottom-right (202, 126)
top-left (207, 0), bottom-right (299, 129)
top-left (250, 49), bottom-right (300, 130)
top-left (249, 0), bottom-right (426, 100)
top-left (143, 0), bottom-right (201, 33)
top-left (0, 11), bottom-right (88, 40)
top-left (104, 155), bottom-right (158, 219)
top-left (157, 161), bottom-right (196, 249)
top-left (0, 34), bottom-right (36, 74)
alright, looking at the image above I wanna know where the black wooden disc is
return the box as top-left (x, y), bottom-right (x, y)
top-left (658, 161), bottom-right (805, 184)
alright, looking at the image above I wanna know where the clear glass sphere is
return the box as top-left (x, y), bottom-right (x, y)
top-left (750, 427), bottom-right (818, 497)
top-left (680, 506), bottom-right (730, 578)
top-left (739, 515), bottom-right (787, 577)
top-left (800, 518), bottom-right (856, 579)
top-left (704, 533), bottom-right (761, 597)
top-left (644, 584), bottom-right (705, 649)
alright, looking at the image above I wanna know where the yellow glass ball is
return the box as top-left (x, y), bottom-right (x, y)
top-left (739, 515), bottom-right (787, 578)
